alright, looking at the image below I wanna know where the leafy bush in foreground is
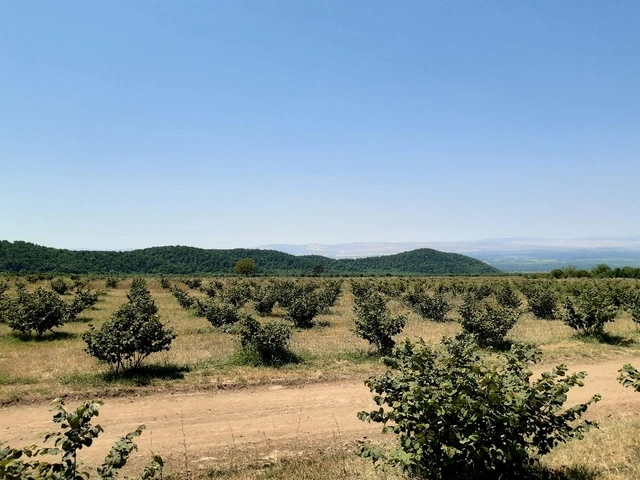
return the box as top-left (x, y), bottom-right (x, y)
top-left (0, 399), bottom-right (163, 479)
top-left (358, 335), bottom-right (600, 479)
top-left (618, 364), bottom-right (640, 392)
top-left (83, 278), bottom-right (175, 374)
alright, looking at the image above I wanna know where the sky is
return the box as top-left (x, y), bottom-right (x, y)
top-left (1, 1), bottom-right (639, 250)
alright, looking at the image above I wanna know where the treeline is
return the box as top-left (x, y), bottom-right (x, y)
top-left (550, 264), bottom-right (640, 279)
top-left (0, 241), bottom-right (499, 275)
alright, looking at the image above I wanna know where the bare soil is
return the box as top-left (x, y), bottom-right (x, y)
top-left (2, 356), bottom-right (640, 473)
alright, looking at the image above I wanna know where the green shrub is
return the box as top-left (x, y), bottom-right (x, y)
top-left (353, 292), bottom-right (405, 355)
top-left (183, 277), bottom-right (202, 289)
top-left (170, 285), bottom-right (195, 309)
top-left (376, 279), bottom-right (407, 298)
top-left (358, 335), bottom-right (600, 479)
top-left (350, 280), bottom-right (375, 301)
top-left (159, 276), bottom-right (171, 290)
top-left (4, 286), bottom-right (75, 337)
top-left (268, 279), bottom-right (300, 308)
top-left (199, 280), bottom-right (220, 299)
top-left (254, 290), bottom-right (277, 316)
top-left (522, 283), bottom-right (558, 319)
top-left (50, 277), bottom-right (72, 295)
top-left (69, 287), bottom-right (100, 314)
top-left (127, 278), bottom-right (159, 317)
top-left (459, 295), bottom-right (519, 348)
top-left (602, 280), bottom-right (631, 308)
top-left (105, 276), bottom-right (120, 289)
top-left (317, 280), bottom-right (343, 307)
top-left (464, 283), bottom-right (493, 301)
top-left (199, 300), bottom-right (241, 328)
top-left (404, 287), bottom-right (450, 322)
top-left (83, 278), bottom-right (175, 374)
top-left (223, 280), bottom-right (255, 308)
top-left (286, 291), bottom-right (325, 328)
top-left (622, 289), bottom-right (640, 325)
top-left (0, 283), bottom-right (8, 321)
top-left (564, 286), bottom-right (619, 336)
top-left (0, 399), bottom-right (163, 479)
top-left (618, 364), bottom-right (640, 392)
top-left (237, 316), bottom-right (295, 366)
top-left (495, 282), bottom-right (522, 309)
top-left (72, 277), bottom-right (90, 290)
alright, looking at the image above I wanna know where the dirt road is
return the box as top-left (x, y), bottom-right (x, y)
top-left (2, 356), bottom-right (640, 471)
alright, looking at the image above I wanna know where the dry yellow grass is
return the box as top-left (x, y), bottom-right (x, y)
top-left (2, 276), bottom-right (640, 405)
top-left (3, 276), bottom-right (640, 479)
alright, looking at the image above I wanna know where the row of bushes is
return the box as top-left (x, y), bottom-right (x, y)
top-left (354, 278), bottom-right (640, 343)
top-left (0, 279), bottom-right (99, 337)
top-left (4, 275), bottom-right (640, 479)
top-left (3, 276), bottom-right (640, 373)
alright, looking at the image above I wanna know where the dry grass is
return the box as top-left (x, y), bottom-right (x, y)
top-left (4, 276), bottom-right (640, 479)
top-left (2, 276), bottom-right (640, 405)
top-left (163, 419), bottom-right (640, 480)
top-left (544, 418), bottom-right (640, 479)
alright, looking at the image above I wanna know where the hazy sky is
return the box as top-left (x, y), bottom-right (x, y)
top-left (2, 1), bottom-right (639, 250)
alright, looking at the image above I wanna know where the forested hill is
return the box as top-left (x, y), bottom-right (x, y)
top-left (0, 241), bottom-right (500, 275)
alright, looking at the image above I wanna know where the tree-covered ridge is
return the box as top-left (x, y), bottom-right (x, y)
top-left (0, 241), bottom-right (500, 275)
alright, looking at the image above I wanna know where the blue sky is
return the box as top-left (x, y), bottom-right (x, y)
top-left (1, 1), bottom-right (639, 250)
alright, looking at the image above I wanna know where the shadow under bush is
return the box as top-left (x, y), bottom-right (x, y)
top-left (103, 363), bottom-right (191, 386)
top-left (230, 347), bottom-right (301, 368)
top-left (575, 332), bottom-right (635, 346)
top-left (12, 330), bottom-right (77, 342)
top-left (522, 464), bottom-right (600, 480)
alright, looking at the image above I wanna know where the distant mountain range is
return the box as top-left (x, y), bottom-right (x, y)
top-left (4, 237), bottom-right (639, 275)
top-left (0, 241), bottom-right (499, 275)
top-left (259, 237), bottom-right (640, 272)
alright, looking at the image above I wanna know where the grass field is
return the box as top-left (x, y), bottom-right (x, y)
top-left (2, 275), bottom-right (640, 479)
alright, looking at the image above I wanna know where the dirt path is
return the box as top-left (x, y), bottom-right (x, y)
top-left (2, 356), bottom-right (640, 471)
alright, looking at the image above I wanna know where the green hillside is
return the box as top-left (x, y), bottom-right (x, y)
top-left (0, 241), bottom-right (500, 275)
